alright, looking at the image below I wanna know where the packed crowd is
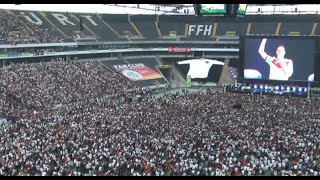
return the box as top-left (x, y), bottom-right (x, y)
top-left (0, 89), bottom-right (320, 176)
top-left (0, 84), bottom-right (28, 119)
top-left (0, 10), bottom-right (69, 45)
top-left (0, 60), bottom-right (135, 117)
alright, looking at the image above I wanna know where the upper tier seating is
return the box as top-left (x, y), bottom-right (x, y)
top-left (0, 10), bottom-right (318, 44)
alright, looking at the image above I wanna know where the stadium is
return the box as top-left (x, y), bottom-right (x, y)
top-left (0, 4), bottom-right (320, 176)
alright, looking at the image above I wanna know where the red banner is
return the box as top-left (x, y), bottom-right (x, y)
top-left (168, 47), bottom-right (191, 53)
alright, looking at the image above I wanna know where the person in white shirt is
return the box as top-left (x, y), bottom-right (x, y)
top-left (258, 38), bottom-right (293, 81)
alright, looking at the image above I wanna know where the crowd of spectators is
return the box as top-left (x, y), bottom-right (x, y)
top-left (0, 88), bottom-right (320, 176)
top-left (0, 10), bottom-right (71, 45)
top-left (0, 7), bottom-right (319, 176)
top-left (0, 83), bottom-right (28, 118)
top-left (0, 60), bottom-right (135, 118)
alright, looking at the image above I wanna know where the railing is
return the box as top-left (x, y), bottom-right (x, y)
top-left (0, 47), bottom-right (239, 60)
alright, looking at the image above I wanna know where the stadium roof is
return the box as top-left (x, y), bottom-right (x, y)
top-left (1, 4), bottom-right (320, 15)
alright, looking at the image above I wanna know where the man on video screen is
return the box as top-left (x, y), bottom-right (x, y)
top-left (258, 38), bottom-right (293, 81)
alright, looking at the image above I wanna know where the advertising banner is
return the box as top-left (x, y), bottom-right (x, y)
top-left (113, 63), bottom-right (162, 81)
top-left (168, 47), bottom-right (191, 53)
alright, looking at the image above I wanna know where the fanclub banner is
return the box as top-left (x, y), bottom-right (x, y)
top-left (113, 63), bottom-right (162, 81)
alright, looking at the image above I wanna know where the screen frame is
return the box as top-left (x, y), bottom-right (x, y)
top-left (239, 35), bottom-right (320, 84)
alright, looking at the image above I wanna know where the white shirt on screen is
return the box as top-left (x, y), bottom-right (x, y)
top-left (266, 55), bottom-right (289, 81)
top-left (178, 59), bottom-right (224, 79)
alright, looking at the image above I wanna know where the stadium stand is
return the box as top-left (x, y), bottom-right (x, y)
top-left (280, 22), bottom-right (313, 36)
top-left (15, 11), bottom-right (67, 43)
top-left (1, 9), bottom-right (320, 44)
top-left (158, 15), bottom-right (186, 39)
top-left (73, 13), bottom-right (120, 41)
top-left (0, 10), bottom-right (70, 44)
top-left (250, 22), bottom-right (277, 35)
top-left (0, 61), bottom-right (135, 115)
top-left (103, 14), bottom-right (141, 40)
top-left (0, 90), bottom-right (320, 176)
top-left (130, 15), bottom-right (159, 40)
top-left (1, 5), bottom-right (320, 176)
top-left (0, 84), bottom-right (27, 118)
top-left (215, 20), bottom-right (247, 37)
top-left (40, 11), bottom-right (90, 39)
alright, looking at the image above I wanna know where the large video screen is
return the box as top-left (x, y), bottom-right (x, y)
top-left (200, 4), bottom-right (226, 15)
top-left (243, 37), bottom-right (315, 82)
top-left (237, 4), bottom-right (247, 15)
